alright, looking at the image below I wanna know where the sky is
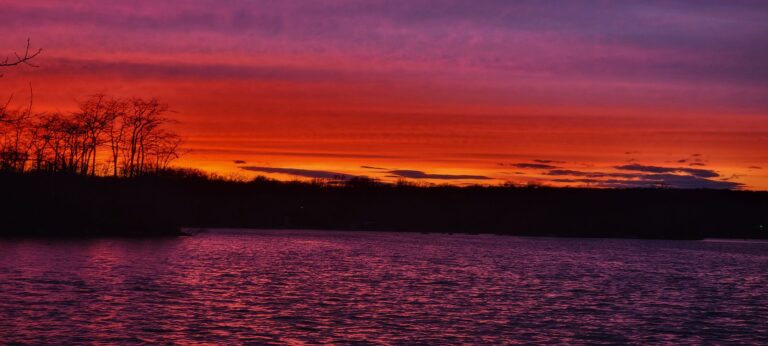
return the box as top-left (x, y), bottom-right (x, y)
top-left (1, 0), bottom-right (767, 189)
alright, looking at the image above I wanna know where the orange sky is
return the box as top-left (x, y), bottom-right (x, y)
top-left (2, 1), bottom-right (767, 189)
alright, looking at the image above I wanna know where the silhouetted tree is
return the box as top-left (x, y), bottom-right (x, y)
top-left (1, 39), bottom-right (41, 169)
top-left (123, 98), bottom-right (171, 176)
top-left (146, 129), bottom-right (183, 173)
top-left (0, 86), bottom-right (34, 172)
top-left (0, 94), bottom-right (183, 175)
top-left (104, 97), bottom-right (129, 176)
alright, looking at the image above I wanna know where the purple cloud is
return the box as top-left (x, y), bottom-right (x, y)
top-left (4, 1), bottom-right (768, 95)
top-left (388, 170), bottom-right (490, 180)
top-left (533, 159), bottom-right (566, 164)
top-left (546, 170), bottom-right (638, 179)
top-left (506, 163), bottom-right (559, 170)
top-left (544, 166), bottom-right (742, 189)
top-left (615, 164), bottom-right (720, 178)
top-left (240, 166), bottom-right (358, 180)
top-left (606, 174), bottom-right (742, 190)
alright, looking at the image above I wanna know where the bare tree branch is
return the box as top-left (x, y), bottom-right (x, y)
top-left (0, 39), bottom-right (42, 77)
top-left (1, 38), bottom-right (42, 67)
top-left (0, 94), bottom-right (14, 124)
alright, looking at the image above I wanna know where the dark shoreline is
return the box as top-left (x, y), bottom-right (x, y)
top-left (1, 171), bottom-right (766, 240)
top-left (185, 228), bottom-right (768, 242)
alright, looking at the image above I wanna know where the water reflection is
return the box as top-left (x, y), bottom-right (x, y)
top-left (1, 230), bottom-right (767, 344)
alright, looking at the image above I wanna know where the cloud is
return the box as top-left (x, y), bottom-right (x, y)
top-left (545, 169), bottom-right (638, 179)
top-left (543, 165), bottom-right (743, 189)
top-left (240, 166), bottom-right (491, 182)
top-left (609, 174), bottom-right (743, 190)
top-left (505, 163), bottom-right (559, 170)
top-left (748, 166), bottom-right (762, 170)
top-left (240, 166), bottom-right (358, 180)
top-left (361, 165), bottom-right (388, 170)
top-left (38, 58), bottom-right (353, 83)
top-left (533, 159), bottom-right (565, 164)
top-left (615, 164), bottom-right (719, 178)
top-left (233, 160), bottom-right (247, 164)
top-left (387, 170), bottom-right (490, 180)
top-left (190, 148), bottom-right (400, 159)
top-left (549, 173), bottom-right (742, 189)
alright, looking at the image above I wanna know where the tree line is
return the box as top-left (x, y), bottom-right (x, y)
top-left (0, 94), bottom-right (183, 176)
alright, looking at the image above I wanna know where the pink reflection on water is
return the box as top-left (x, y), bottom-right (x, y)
top-left (0, 230), bottom-right (767, 343)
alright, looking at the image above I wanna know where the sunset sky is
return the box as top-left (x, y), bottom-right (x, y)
top-left (2, 0), bottom-right (767, 189)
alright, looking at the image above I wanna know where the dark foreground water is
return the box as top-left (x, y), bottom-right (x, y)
top-left (1, 230), bottom-right (767, 344)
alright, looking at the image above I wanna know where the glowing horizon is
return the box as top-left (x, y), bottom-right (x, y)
top-left (2, 0), bottom-right (767, 189)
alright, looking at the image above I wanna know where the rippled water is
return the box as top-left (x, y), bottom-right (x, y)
top-left (1, 230), bottom-right (767, 344)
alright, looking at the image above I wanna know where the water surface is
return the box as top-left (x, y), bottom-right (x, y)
top-left (1, 230), bottom-right (767, 344)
